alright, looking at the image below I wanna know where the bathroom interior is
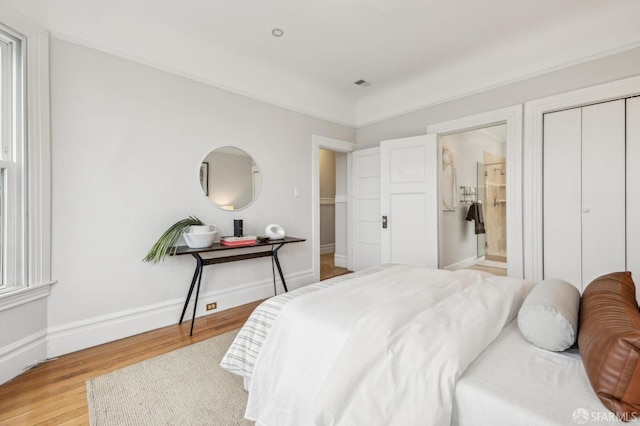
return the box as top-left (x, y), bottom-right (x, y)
top-left (440, 124), bottom-right (507, 275)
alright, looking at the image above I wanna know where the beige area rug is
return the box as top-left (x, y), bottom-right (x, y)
top-left (86, 329), bottom-right (252, 426)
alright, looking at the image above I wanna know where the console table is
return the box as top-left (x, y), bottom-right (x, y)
top-left (173, 236), bottom-right (305, 335)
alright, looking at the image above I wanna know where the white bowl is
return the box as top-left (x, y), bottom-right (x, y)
top-left (189, 224), bottom-right (216, 234)
top-left (184, 230), bottom-right (218, 248)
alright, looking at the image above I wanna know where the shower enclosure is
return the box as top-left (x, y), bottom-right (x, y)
top-left (476, 161), bottom-right (507, 262)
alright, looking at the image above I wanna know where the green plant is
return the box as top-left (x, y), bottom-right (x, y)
top-left (143, 215), bottom-right (204, 264)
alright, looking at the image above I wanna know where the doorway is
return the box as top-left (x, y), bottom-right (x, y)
top-left (439, 124), bottom-right (508, 276)
top-left (428, 104), bottom-right (523, 278)
top-left (311, 135), bottom-right (357, 282)
top-left (319, 149), bottom-right (350, 280)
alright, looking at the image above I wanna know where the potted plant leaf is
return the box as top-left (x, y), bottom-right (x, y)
top-left (143, 215), bottom-right (205, 264)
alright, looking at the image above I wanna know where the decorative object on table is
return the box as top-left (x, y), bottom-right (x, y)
top-left (264, 224), bottom-right (285, 240)
top-left (143, 216), bottom-right (214, 263)
top-left (183, 224), bottom-right (218, 249)
top-left (233, 219), bottom-right (243, 237)
top-left (220, 235), bottom-right (257, 247)
top-left (257, 235), bottom-right (270, 243)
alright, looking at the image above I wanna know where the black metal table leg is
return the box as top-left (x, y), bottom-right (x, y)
top-left (179, 259), bottom-right (201, 324)
top-left (189, 255), bottom-right (204, 336)
top-left (272, 243), bottom-right (288, 292)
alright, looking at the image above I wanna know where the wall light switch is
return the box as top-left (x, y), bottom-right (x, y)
top-left (294, 187), bottom-right (300, 198)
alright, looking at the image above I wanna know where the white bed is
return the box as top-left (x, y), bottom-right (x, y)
top-left (221, 264), bottom-right (624, 426)
top-left (453, 321), bottom-right (622, 426)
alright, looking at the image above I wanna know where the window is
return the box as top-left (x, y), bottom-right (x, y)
top-left (0, 24), bottom-right (25, 291)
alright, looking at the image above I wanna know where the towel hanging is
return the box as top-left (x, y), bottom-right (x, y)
top-left (465, 202), bottom-right (485, 235)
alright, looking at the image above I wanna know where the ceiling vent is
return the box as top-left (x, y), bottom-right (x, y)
top-left (354, 79), bottom-right (371, 87)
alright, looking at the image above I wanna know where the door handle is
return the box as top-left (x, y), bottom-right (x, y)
top-left (382, 215), bottom-right (388, 229)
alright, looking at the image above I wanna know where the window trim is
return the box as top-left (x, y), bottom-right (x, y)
top-left (0, 24), bottom-right (25, 291)
top-left (0, 7), bottom-right (54, 302)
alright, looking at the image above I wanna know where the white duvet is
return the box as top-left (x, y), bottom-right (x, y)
top-left (245, 264), bottom-right (533, 426)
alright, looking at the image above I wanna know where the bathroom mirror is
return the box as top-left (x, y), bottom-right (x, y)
top-left (199, 146), bottom-right (262, 211)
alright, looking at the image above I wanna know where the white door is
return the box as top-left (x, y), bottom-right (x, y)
top-left (381, 135), bottom-right (438, 267)
top-left (543, 99), bottom-right (626, 291)
top-left (351, 147), bottom-right (381, 271)
top-left (543, 108), bottom-right (582, 288)
top-left (581, 100), bottom-right (626, 286)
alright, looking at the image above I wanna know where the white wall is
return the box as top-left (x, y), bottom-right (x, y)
top-left (439, 130), bottom-right (505, 268)
top-left (356, 47), bottom-right (640, 148)
top-left (46, 38), bottom-right (355, 357)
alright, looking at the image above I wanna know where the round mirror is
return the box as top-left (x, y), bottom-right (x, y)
top-left (199, 146), bottom-right (262, 211)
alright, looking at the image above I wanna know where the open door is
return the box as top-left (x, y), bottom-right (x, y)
top-left (381, 135), bottom-right (438, 267)
top-left (351, 147), bottom-right (381, 271)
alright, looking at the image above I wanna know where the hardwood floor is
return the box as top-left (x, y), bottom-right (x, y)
top-left (320, 253), bottom-right (350, 280)
top-left (0, 300), bottom-right (262, 426)
top-left (464, 264), bottom-right (508, 276)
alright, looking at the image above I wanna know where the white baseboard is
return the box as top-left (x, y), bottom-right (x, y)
top-left (334, 253), bottom-right (347, 268)
top-left (0, 330), bottom-right (47, 385)
top-left (47, 269), bottom-right (314, 358)
top-left (320, 244), bottom-right (335, 255)
top-left (442, 256), bottom-right (479, 271)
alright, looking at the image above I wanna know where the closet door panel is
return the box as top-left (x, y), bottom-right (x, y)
top-left (543, 108), bottom-right (582, 289)
top-left (581, 100), bottom-right (626, 287)
top-left (627, 96), bottom-right (640, 303)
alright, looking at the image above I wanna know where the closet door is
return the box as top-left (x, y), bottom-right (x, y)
top-left (627, 96), bottom-right (640, 303)
top-left (581, 100), bottom-right (626, 286)
top-left (543, 108), bottom-right (582, 289)
top-left (543, 99), bottom-right (626, 291)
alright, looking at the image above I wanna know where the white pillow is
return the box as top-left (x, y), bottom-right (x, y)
top-left (517, 279), bottom-right (580, 351)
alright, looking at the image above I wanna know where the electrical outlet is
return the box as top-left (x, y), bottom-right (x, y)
top-left (206, 302), bottom-right (217, 311)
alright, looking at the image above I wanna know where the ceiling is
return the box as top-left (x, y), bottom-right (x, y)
top-left (4, 0), bottom-right (640, 126)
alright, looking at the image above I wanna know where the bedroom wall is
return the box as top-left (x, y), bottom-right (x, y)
top-left (46, 38), bottom-right (355, 357)
top-left (356, 47), bottom-right (640, 149)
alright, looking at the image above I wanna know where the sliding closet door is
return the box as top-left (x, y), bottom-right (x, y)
top-left (543, 108), bottom-right (582, 289)
top-left (581, 100), bottom-right (626, 286)
top-left (627, 96), bottom-right (640, 303)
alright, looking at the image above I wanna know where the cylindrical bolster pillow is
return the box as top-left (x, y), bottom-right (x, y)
top-left (517, 278), bottom-right (580, 351)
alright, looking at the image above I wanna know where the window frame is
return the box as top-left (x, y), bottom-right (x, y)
top-left (0, 24), bottom-right (26, 292)
top-left (0, 8), bottom-right (52, 308)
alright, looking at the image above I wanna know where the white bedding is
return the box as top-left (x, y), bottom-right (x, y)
top-left (453, 321), bottom-right (625, 426)
top-left (243, 264), bottom-right (534, 426)
top-left (220, 264), bottom-right (394, 387)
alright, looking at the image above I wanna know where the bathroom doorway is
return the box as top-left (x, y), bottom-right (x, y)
top-left (439, 124), bottom-right (507, 275)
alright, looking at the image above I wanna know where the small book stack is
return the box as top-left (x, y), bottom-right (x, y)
top-left (220, 236), bottom-right (257, 247)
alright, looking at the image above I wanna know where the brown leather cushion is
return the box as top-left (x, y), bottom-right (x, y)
top-left (579, 272), bottom-right (640, 420)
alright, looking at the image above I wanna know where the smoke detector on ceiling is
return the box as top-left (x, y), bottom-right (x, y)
top-left (354, 79), bottom-right (371, 88)
top-left (272, 28), bottom-right (284, 37)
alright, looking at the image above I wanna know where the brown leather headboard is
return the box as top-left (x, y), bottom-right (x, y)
top-left (578, 272), bottom-right (640, 421)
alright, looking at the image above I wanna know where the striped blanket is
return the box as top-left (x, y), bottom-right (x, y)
top-left (219, 264), bottom-right (394, 387)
